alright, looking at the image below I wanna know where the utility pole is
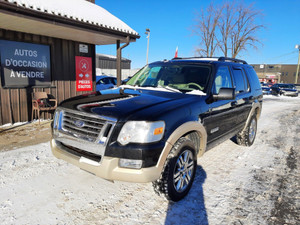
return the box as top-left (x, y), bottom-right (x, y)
top-left (145, 28), bottom-right (150, 64)
top-left (295, 45), bottom-right (300, 84)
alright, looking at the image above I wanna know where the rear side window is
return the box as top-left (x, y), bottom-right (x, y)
top-left (232, 68), bottom-right (249, 93)
top-left (245, 67), bottom-right (261, 90)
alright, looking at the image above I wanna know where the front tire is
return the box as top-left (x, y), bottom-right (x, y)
top-left (236, 115), bottom-right (257, 146)
top-left (152, 137), bottom-right (197, 202)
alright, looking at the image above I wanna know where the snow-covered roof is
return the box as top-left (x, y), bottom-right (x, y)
top-left (96, 53), bottom-right (130, 61)
top-left (2, 0), bottom-right (138, 36)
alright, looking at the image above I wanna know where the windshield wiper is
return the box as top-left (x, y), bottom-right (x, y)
top-left (119, 85), bottom-right (141, 95)
top-left (130, 84), bottom-right (182, 93)
top-left (140, 85), bottom-right (156, 87)
top-left (157, 85), bottom-right (182, 93)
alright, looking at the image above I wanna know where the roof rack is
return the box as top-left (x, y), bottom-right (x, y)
top-left (172, 56), bottom-right (248, 64)
top-left (218, 57), bottom-right (247, 64)
top-left (172, 57), bottom-right (219, 61)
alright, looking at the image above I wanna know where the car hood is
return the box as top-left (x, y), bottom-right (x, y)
top-left (59, 87), bottom-right (202, 121)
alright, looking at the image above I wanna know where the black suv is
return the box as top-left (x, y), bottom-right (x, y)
top-left (51, 57), bottom-right (262, 201)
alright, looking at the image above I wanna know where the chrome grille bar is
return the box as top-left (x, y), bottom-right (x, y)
top-left (63, 122), bottom-right (100, 136)
top-left (63, 118), bottom-right (103, 132)
top-left (64, 112), bottom-right (106, 125)
top-left (53, 107), bottom-right (116, 159)
top-left (62, 110), bottom-right (106, 142)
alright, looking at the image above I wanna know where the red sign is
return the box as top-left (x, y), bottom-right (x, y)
top-left (76, 56), bottom-right (92, 91)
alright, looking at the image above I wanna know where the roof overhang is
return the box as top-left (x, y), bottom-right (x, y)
top-left (0, 1), bottom-right (139, 45)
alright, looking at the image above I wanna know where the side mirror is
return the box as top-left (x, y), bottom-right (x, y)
top-left (213, 87), bottom-right (235, 101)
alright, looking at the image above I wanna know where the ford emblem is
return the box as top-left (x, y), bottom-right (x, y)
top-left (74, 120), bottom-right (85, 128)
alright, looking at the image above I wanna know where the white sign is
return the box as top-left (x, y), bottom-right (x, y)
top-left (0, 40), bottom-right (51, 87)
top-left (79, 44), bottom-right (88, 53)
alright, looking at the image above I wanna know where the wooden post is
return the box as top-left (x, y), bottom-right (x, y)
top-left (116, 37), bottom-right (130, 86)
top-left (116, 40), bottom-right (121, 86)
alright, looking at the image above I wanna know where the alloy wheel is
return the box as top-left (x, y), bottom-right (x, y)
top-left (249, 118), bottom-right (257, 143)
top-left (173, 149), bottom-right (195, 193)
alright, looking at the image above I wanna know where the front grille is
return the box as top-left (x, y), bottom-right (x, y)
top-left (62, 110), bottom-right (106, 142)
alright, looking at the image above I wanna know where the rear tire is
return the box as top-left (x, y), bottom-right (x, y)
top-left (152, 137), bottom-right (197, 202)
top-left (236, 115), bottom-right (257, 146)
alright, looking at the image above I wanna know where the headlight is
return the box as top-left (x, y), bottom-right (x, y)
top-left (117, 121), bottom-right (165, 145)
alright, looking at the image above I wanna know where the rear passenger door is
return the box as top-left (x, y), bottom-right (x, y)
top-left (231, 67), bottom-right (252, 129)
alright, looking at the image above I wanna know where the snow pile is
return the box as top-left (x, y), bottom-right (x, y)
top-left (0, 122), bottom-right (27, 129)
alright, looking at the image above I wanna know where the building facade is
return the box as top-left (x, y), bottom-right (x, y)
top-left (0, 0), bottom-right (139, 125)
top-left (96, 53), bottom-right (131, 70)
top-left (252, 64), bottom-right (300, 85)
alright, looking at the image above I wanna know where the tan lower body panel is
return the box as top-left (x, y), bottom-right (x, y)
top-left (51, 121), bottom-right (207, 183)
top-left (50, 139), bottom-right (164, 183)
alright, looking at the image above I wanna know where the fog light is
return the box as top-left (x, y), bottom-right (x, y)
top-left (119, 159), bottom-right (143, 169)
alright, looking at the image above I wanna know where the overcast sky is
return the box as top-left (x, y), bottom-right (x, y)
top-left (95, 0), bottom-right (300, 69)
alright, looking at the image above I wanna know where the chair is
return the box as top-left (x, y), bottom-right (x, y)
top-left (32, 92), bottom-right (57, 124)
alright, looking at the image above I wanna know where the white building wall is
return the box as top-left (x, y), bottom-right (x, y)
top-left (96, 68), bottom-right (140, 78)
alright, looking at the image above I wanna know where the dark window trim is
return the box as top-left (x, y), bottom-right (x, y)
top-left (232, 67), bottom-right (250, 94)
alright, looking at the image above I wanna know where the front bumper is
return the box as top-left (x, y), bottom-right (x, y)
top-left (51, 139), bottom-right (165, 183)
top-left (262, 90), bottom-right (271, 95)
top-left (282, 91), bottom-right (298, 97)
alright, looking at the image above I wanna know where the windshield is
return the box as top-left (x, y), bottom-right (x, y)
top-left (126, 63), bottom-right (211, 93)
top-left (279, 84), bottom-right (295, 89)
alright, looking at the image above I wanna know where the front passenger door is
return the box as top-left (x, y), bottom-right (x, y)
top-left (203, 66), bottom-right (237, 144)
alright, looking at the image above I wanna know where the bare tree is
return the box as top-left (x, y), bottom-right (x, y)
top-left (230, 3), bottom-right (264, 58)
top-left (193, 3), bottom-right (222, 57)
top-left (218, 2), bottom-right (234, 57)
top-left (193, 1), bottom-right (264, 58)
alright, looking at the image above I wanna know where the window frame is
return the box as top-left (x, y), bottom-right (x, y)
top-left (232, 67), bottom-right (250, 94)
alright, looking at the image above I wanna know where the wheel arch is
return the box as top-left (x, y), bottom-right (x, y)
top-left (242, 101), bottom-right (262, 132)
top-left (156, 121), bottom-right (207, 169)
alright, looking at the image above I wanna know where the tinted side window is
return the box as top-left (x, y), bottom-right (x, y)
top-left (212, 66), bottom-right (233, 94)
top-left (102, 78), bottom-right (111, 84)
top-left (110, 78), bottom-right (117, 85)
top-left (245, 67), bottom-right (261, 90)
top-left (232, 68), bottom-right (249, 93)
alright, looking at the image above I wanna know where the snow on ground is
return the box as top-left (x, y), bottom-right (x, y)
top-left (0, 95), bottom-right (299, 225)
